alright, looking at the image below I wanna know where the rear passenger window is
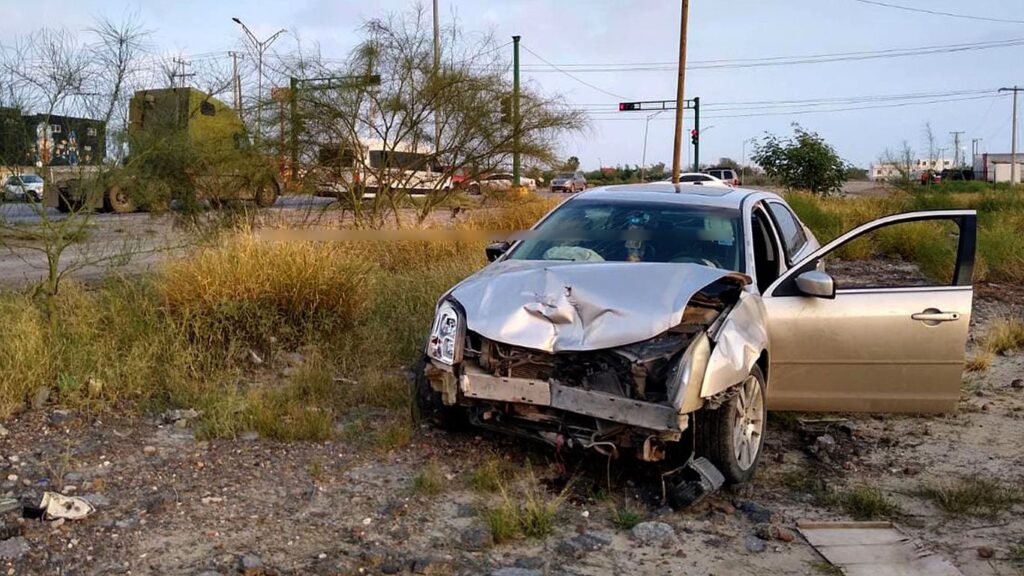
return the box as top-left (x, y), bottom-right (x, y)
top-left (766, 202), bottom-right (807, 261)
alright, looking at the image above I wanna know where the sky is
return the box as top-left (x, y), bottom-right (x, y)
top-left (1, 0), bottom-right (1022, 170)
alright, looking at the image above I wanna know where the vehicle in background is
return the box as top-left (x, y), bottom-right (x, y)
top-left (663, 173), bottom-right (732, 188)
top-left (466, 172), bottom-right (537, 195)
top-left (414, 182), bottom-right (976, 507)
top-left (315, 139), bottom-right (452, 199)
top-left (550, 171), bottom-right (587, 193)
top-left (940, 168), bottom-right (974, 182)
top-left (919, 170), bottom-right (941, 185)
top-left (705, 167), bottom-right (741, 187)
top-left (3, 174), bottom-right (44, 202)
top-left (43, 87), bottom-right (281, 213)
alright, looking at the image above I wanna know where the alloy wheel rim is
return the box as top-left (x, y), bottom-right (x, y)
top-left (732, 375), bottom-right (764, 471)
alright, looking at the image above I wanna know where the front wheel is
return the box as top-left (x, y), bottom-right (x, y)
top-left (410, 355), bottom-right (465, 431)
top-left (697, 364), bottom-right (767, 485)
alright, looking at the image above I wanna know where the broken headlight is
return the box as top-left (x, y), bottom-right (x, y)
top-left (426, 299), bottom-right (464, 366)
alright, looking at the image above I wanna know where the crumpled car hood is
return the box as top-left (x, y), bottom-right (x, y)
top-left (449, 260), bottom-right (747, 353)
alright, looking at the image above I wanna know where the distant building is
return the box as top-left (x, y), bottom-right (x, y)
top-left (973, 153), bottom-right (1023, 183)
top-left (0, 108), bottom-right (105, 167)
top-left (869, 157), bottom-right (952, 181)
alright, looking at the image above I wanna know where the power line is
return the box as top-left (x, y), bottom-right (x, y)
top-left (850, 0), bottom-right (1024, 25)
top-left (587, 93), bottom-right (1005, 121)
top-left (513, 37), bottom-right (1024, 73)
top-left (518, 43), bottom-right (629, 100)
top-left (580, 88), bottom-right (1001, 114)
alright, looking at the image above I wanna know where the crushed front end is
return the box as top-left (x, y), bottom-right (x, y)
top-left (420, 273), bottom-right (745, 463)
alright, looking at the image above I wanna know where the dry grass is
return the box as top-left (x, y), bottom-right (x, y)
top-left (479, 466), bottom-right (568, 542)
top-left (982, 318), bottom-right (1024, 355)
top-left (964, 351), bottom-right (992, 372)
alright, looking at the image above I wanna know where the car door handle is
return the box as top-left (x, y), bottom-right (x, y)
top-left (911, 310), bottom-right (960, 323)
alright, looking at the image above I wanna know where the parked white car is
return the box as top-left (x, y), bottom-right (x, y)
top-left (466, 173), bottom-right (537, 195)
top-left (663, 173), bottom-right (732, 188)
top-left (4, 174), bottom-right (45, 202)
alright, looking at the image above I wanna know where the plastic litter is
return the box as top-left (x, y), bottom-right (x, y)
top-left (23, 492), bottom-right (95, 521)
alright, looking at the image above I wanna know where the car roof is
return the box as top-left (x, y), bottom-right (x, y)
top-left (574, 182), bottom-right (770, 209)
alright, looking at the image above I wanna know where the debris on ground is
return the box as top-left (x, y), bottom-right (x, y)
top-left (23, 491), bottom-right (96, 521)
top-left (799, 521), bottom-right (963, 576)
top-left (665, 457), bottom-right (725, 510)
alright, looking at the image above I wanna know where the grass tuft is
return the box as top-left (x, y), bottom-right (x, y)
top-left (824, 486), bottom-right (900, 520)
top-left (916, 477), bottom-right (1022, 516)
top-left (610, 498), bottom-right (645, 530)
top-left (411, 459), bottom-right (446, 496)
top-left (964, 351), bottom-right (992, 372)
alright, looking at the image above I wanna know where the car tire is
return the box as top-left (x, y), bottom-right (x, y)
top-left (255, 178), bottom-right (279, 207)
top-left (697, 364), bottom-right (767, 485)
top-left (468, 183), bottom-right (481, 195)
top-left (105, 185), bottom-right (136, 214)
top-left (410, 355), bottom-right (466, 431)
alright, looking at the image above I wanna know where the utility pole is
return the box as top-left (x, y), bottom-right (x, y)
top-left (229, 51), bottom-right (243, 115)
top-left (233, 17), bottom-right (288, 146)
top-left (512, 35), bottom-right (521, 188)
top-left (971, 138), bottom-right (982, 174)
top-left (170, 57), bottom-right (194, 88)
top-left (671, 0), bottom-right (690, 184)
top-left (950, 131), bottom-right (964, 167)
top-left (433, 0), bottom-right (441, 155)
top-left (999, 86), bottom-right (1021, 185)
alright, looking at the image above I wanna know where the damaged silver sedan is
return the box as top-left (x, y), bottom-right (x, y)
top-left (413, 183), bottom-right (976, 505)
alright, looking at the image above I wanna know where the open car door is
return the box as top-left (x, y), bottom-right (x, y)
top-left (762, 210), bottom-right (976, 413)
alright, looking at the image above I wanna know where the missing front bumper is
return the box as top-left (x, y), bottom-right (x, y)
top-left (458, 367), bottom-right (688, 433)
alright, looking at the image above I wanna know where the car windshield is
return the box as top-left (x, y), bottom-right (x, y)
top-left (21, 175), bottom-right (43, 183)
top-left (507, 199), bottom-right (742, 269)
top-left (557, 173), bottom-right (575, 179)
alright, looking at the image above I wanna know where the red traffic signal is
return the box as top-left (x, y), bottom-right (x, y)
top-left (690, 129), bottom-right (698, 145)
top-left (619, 102), bottom-right (640, 111)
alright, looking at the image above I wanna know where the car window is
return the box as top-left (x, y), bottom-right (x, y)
top-left (5, 176), bottom-right (17, 185)
top-left (507, 199), bottom-right (743, 269)
top-left (680, 174), bottom-right (709, 183)
top-left (822, 219), bottom-right (960, 289)
top-left (708, 170), bottom-right (722, 179)
top-left (766, 202), bottom-right (807, 261)
top-left (22, 175), bottom-right (43, 183)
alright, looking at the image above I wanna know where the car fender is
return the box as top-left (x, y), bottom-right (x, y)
top-left (700, 291), bottom-right (769, 398)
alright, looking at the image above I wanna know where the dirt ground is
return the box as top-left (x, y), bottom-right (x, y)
top-left (1, 284), bottom-right (1022, 576)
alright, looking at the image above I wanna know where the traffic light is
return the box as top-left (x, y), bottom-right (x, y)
top-left (500, 95), bottom-right (512, 123)
top-left (691, 129), bottom-right (698, 145)
top-left (619, 102), bottom-right (640, 111)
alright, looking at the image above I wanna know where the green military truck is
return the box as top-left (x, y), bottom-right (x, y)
top-left (45, 87), bottom-right (280, 213)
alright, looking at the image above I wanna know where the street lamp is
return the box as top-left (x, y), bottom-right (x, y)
top-left (641, 110), bottom-right (663, 182)
top-left (741, 136), bottom-right (757, 180)
top-left (232, 17), bottom-right (288, 145)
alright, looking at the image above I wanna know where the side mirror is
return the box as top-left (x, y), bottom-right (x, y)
top-left (795, 270), bottom-right (835, 299)
top-left (485, 241), bottom-right (511, 262)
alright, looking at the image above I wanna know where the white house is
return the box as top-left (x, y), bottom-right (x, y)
top-left (869, 157), bottom-right (952, 181)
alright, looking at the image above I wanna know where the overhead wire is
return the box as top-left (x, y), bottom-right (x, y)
top-left (849, 0), bottom-right (1024, 25)
top-left (514, 37), bottom-right (1024, 72)
top-left (518, 43), bottom-right (629, 100)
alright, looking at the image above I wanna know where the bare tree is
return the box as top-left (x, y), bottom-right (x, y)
top-left (283, 5), bottom-right (585, 228)
top-left (881, 141), bottom-right (915, 191)
top-left (0, 19), bottom-right (162, 297)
